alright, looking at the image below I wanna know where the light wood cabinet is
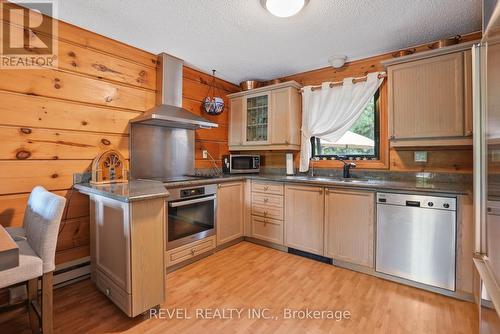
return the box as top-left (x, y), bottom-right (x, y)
top-left (284, 184), bottom-right (324, 255)
top-left (249, 180), bottom-right (284, 245)
top-left (386, 50), bottom-right (473, 147)
top-left (228, 97), bottom-right (244, 146)
top-left (90, 195), bottom-right (165, 317)
top-left (216, 182), bottom-right (244, 245)
top-left (165, 236), bottom-right (216, 267)
top-left (324, 189), bottom-right (375, 268)
top-left (251, 216), bottom-right (283, 244)
top-left (227, 81), bottom-right (301, 151)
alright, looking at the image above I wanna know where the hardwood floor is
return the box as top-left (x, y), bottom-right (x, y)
top-left (0, 241), bottom-right (477, 333)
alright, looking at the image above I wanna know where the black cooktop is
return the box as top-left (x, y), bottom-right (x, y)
top-left (141, 175), bottom-right (216, 183)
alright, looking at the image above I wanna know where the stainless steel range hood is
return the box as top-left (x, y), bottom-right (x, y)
top-left (130, 53), bottom-right (218, 129)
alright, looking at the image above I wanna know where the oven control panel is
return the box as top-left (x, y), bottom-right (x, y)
top-left (180, 187), bottom-right (205, 198)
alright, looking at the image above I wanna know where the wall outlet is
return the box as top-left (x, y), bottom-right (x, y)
top-left (202, 150), bottom-right (208, 159)
top-left (414, 151), bottom-right (428, 163)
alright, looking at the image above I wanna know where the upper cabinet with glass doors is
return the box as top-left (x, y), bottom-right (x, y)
top-left (228, 81), bottom-right (302, 151)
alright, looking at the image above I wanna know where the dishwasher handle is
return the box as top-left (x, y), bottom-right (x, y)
top-left (405, 200), bottom-right (421, 207)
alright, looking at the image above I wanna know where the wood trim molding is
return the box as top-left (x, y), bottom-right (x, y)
top-left (227, 81), bottom-right (301, 98)
top-left (381, 40), bottom-right (481, 67)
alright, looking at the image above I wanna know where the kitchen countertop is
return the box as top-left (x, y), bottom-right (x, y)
top-left (74, 180), bottom-right (170, 202)
top-left (73, 174), bottom-right (470, 202)
top-left (164, 174), bottom-right (471, 195)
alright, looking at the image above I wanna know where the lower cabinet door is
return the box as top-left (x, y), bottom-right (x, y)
top-left (96, 270), bottom-right (132, 316)
top-left (251, 216), bottom-right (283, 245)
top-left (166, 236), bottom-right (216, 267)
top-left (324, 189), bottom-right (375, 268)
top-left (284, 185), bottom-right (324, 255)
top-left (216, 182), bottom-right (244, 245)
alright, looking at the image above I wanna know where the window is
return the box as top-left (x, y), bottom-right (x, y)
top-left (311, 90), bottom-right (380, 160)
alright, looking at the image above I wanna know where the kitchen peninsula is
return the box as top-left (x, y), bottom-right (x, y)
top-left (75, 180), bottom-right (169, 317)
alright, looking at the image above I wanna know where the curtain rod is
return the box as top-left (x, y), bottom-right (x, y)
top-left (300, 72), bottom-right (387, 92)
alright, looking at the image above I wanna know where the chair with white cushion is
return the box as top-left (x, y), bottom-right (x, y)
top-left (1, 186), bottom-right (66, 334)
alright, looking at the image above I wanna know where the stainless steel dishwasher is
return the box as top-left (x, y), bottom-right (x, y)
top-left (376, 192), bottom-right (457, 291)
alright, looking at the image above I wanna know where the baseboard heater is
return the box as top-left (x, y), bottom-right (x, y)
top-left (4, 257), bottom-right (91, 306)
top-left (53, 257), bottom-right (91, 288)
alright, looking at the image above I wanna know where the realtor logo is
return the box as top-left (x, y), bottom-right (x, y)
top-left (0, 0), bottom-right (58, 69)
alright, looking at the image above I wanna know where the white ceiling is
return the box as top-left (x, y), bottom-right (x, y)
top-left (52, 0), bottom-right (482, 84)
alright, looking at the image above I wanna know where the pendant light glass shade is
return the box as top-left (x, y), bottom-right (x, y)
top-left (264, 0), bottom-right (306, 18)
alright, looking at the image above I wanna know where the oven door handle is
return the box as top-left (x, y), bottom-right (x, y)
top-left (168, 195), bottom-right (216, 208)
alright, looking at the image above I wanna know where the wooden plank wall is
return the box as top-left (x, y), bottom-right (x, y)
top-left (0, 6), bottom-right (239, 264)
top-left (254, 32), bottom-right (482, 174)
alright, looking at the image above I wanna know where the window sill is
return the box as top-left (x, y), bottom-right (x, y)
top-left (311, 159), bottom-right (389, 170)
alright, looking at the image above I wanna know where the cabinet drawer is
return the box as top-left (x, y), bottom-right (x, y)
top-left (251, 216), bottom-right (283, 245)
top-left (96, 270), bottom-right (132, 316)
top-left (252, 192), bottom-right (283, 208)
top-left (166, 236), bottom-right (215, 267)
top-left (252, 181), bottom-right (284, 195)
top-left (252, 204), bottom-right (283, 221)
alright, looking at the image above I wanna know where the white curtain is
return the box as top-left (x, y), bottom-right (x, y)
top-left (299, 72), bottom-right (385, 172)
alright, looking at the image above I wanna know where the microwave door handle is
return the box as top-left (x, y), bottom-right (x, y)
top-left (169, 195), bottom-right (216, 208)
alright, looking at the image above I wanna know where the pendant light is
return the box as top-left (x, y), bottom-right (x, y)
top-left (262, 0), bottom-right (308, 18)
top-left (203, 70), bottom-right (224, 115)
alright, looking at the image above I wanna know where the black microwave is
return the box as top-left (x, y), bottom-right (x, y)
top-left (222, 155), bottom-right (260, 174)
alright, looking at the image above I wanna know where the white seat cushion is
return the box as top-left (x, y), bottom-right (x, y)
top-left (5, 227), bottom-right (26, 241)
top-left (0, 239), bottom-right (43, 289)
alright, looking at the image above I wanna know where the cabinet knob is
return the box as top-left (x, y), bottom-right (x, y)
top-left (217, 184), bottom-right (221, 189)
top-left (191, 249), bottom-right (196, 255)
top-left (105, 288), bottom-right (111, 296)
top-left (319, 189), bottom-right (323, 194)
top-left (264, 186), bottom-right (269, 190)
top-left (263, 198), bottom-right (269, 203)
top-left (263, 211), bottom-right (268, 217)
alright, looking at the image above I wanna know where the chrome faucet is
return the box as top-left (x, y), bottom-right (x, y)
top-left (341, 159), bottom-right (356, 178)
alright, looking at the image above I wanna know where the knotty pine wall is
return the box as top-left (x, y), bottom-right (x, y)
top-left (0, 6), bottom-right (239, 265)
top-left (255, 32), bottom-right (482, 174)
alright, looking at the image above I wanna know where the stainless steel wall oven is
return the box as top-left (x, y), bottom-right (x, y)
top-left (166, 184), bottom-right (217, 250)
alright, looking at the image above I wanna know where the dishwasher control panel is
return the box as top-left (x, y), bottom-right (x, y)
top-left (377, 193), bottom-right (456, 211)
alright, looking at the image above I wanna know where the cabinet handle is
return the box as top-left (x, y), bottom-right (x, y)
top-left (263, 198), bottom-right (269, 203)
top-left (217, 184), bottom-right (221, 189)
top-left (264, 186), bottom-right (269, 191)
top-left (105, 288), bottom-right (111, 296)
top-left (319, 189), bottom-right (323, 194)
top-left (191, 249), bottom-right (196, 255)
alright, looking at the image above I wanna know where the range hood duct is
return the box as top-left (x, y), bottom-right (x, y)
top-left (130, 53), bottom-right (218, 129)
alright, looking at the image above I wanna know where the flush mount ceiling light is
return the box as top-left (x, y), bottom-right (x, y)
top-left (328, 55), bottom-right (347, 68)
top-left (261, 0), bottom-right (309, 18)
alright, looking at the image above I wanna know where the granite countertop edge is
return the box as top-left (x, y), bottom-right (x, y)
top-left (74, 180), bottom-right (170, 203)
top-left (74, 174), bottom-right (471, 202)
top-left (164, 174), bottom-right (471, 196)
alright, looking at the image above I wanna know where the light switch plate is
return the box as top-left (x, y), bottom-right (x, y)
top-left (414, 151), bottom-right (428, 162)
top-left (202, 150), bottom-right (208, 159)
